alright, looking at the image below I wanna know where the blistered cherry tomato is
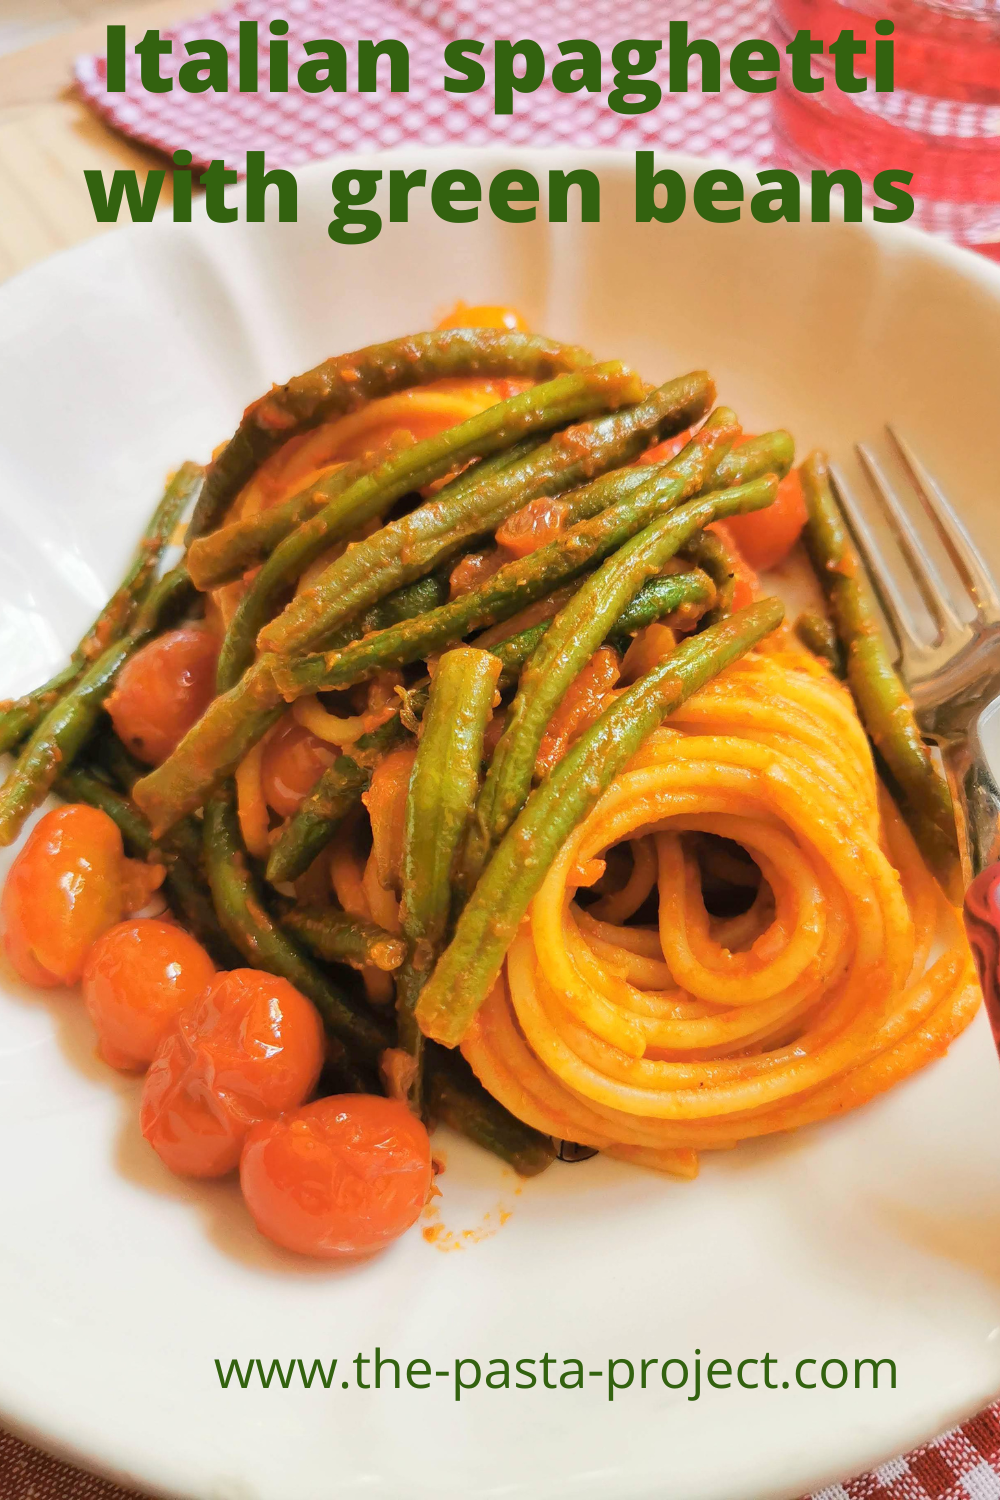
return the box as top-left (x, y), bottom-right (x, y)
top-left (140, 969), bottom-right (324, 1178)
top-left (106, 626), bottom-right (219, 766)
top-left (495, 496), bottom-right (570, 558)
top-left (240, 1095), bottom-right (432, 1259)
top-left (260, 718), bottom-right (337, 818)
top-left (82, 919), bottom-right (215, 1072)
top-left (724, 467), bottom-right (807, 572)
top-left (1, 805), bottom-right (128, 986)
top-left (436, 302), bottom-right (528, 331)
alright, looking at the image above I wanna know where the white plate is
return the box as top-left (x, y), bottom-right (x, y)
top-left (2, 149), bottom-right (1000, 1500)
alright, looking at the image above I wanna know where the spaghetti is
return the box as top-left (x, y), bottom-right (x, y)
top-left (463, 646), bottom-right (978, 1176)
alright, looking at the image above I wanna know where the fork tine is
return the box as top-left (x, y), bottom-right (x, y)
top-left (855, 441), bottom-right (969, 644)
top-left (828, 462), bottom-right (907, 658)
top-left (886, 424), bottom-right (1000, 625)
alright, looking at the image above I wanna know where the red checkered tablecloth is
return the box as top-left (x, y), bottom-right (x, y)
top-left (0, 2), bottom-right (993, 1496)
top-left (74, 0), bottom-right (778, 171)
top-left (4, 1397), bottom-right (1000, 1499)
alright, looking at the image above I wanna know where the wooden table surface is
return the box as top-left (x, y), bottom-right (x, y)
top-left (0, 0), bottom-right (203, 282)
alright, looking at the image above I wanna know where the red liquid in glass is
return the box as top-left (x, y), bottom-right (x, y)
top-left (778, 0), bottom-right (1000, 104)
top-left (775, 85), bottom-right (1000, 202)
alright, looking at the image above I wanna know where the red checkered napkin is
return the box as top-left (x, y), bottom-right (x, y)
top-left (73, 0), bottom-right (775, 170)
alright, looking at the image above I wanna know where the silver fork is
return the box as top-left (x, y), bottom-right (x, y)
top-left (830, 428), bottom-right (1000, 1015)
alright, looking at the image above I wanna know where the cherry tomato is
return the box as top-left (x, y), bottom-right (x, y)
top-left (723, 466), bottom-right (807, 573)
top-left (1, 805), bottom-right (128, 986)
top-left (82, 919), bottom-right (215, 1072)
top-left (260, 718), bottom-right (338, 818)
top-left (436, 302), bottom-right (528, 331)
top-left (106, 626), bottom-right (219, 766)
top-left (536, 647), bottom-right (621, 776)
top-left (495, 496), bottom-right (570, 558)
top-left (240, 1094), bottom-right (432, 1259)
top-left (140, 968), bottom-right (324, 1178)
top-left (448, 548), bottom-right (507, 598)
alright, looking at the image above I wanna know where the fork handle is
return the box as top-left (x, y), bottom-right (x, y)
top-left (946, 713), bottom-right (1000, 1037)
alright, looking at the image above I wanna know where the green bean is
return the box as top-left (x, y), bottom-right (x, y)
top-left (91, 728), bottom-right (146, 792)
top-left (795, 611), bottom-right (845, 676)
top-left (0, 464), bottom-right (202, 755)
top-left (186, 445), bottom-right (407, 591)
top-left (258, 371), bottom-right (714, 663)
top-left (713, 431), bottom-right (794, 490)
top-left (203, 784), bottom-right (390, 1075)
top-left (485, 569), bottom-right (716, 689)
top-left (426, 1044), bottom-right (555, 1176)
top-left (468, 475), bottom-right (779, 878)
top-left (606, 569), bottom-right (717, 646)
top-left (265, 678), bottom-right (433, 887)
top-left (134, 417), bottom-right (736, 835)
top-left (274, 415), bottom-right (741, 703)
top-left (281, 905), bottom-right (406, 972)
top-left (0, 567), bottom-right (194, 847)
top-left (397, 648), bottom-right (500, 1115)
top-left (356, 569), bottom-right (452, 637)
top-left (538, 426), bottom-right (789, 543)
top-left (135, 665), bottom-right (283, 836)
top-left (266, 756), bottom-right (371, 886)
top-left (415, 599), bottom-right (786, 1048)
top-left (219, 366), bottom-right (643, 689)
top-left (0, 662), bottom-right (82, 760)
top-left (681, 528), bottom-right (737, 620)
top-left (89, 729), bottom-right (206, 871)
top-left (55, 764), bottom-right (241, 967)
top-left (799, 451), bottom-right (958, 882)
top-left (488, 623), bottom-right (551, 688)
top-left (187, 329), bottom-right (597, 540)
top-left (675, 432), bottom-right (794, 626)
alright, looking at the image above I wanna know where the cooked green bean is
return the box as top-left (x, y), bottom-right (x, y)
top-left (486, 569), bottom-right (716, 688)
top-left (135, 666), bottom-right (283, 837)
top-left (681, 527), bottom-right (737, 621)
top-left (795, 610), bottom-right (845, 676)
top-left (215, 434), bottom-right (545, 692)
top-left (274, 415), bottom-right (742, 703)
top-left (218, 365), bottom-right (644, 688)
top-left (55, 763), bottom-right (241, 967)
top-left (0, 661), bottom-right (83, 760)
top-left (713, 431), bottom-right (794, 490)
top-left (266, 678), bottom-right (433, 887)
top-left (606, 568), bottom-right (717, 646)
top-left (468, 475), bottom-right (779, 877)
top-left (187, 446), bottom-right (405, 591)
top-left (282, 905), bottom-right (406, 972)
top-left (187, 329), bottom-right (597, 540)
top-left (0, 567), bottom-right (195, 847)
top-left (0, 464), bottom-right (202, 755)
top-left (134, 418), bottom-right (736, 835)
top-left (266, 755), bottom-right (371, 886)
top-left (397, 647), bottom-right (500, 1115)
top-left (426, 1044), bottom-right (555, 1176)
top-left (799, 451), bottom-right (958, 882)
top-left (676, 432), bottom-right (795, 626)
top-left (258, 371), bottom-right (714, 663)
top-left (203, 784), bottom-right (390, 1076)
top-left (415, 599), bottom-right (786, 1048)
